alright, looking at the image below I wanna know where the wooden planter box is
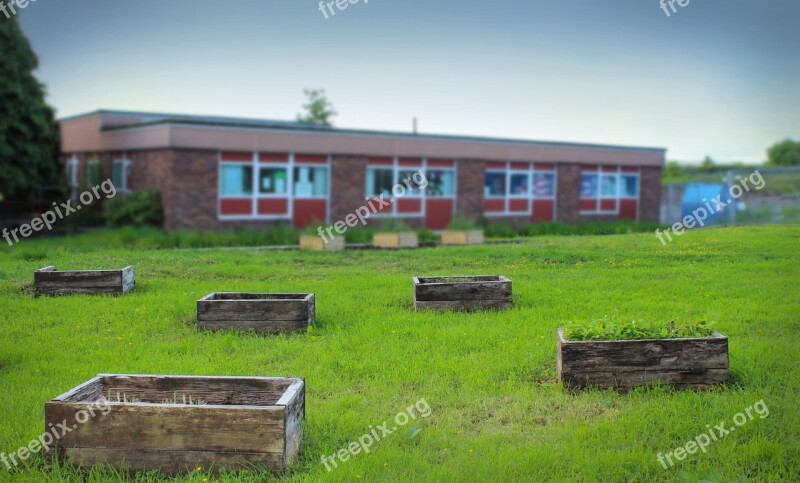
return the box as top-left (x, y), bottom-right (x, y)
top-left (46, 374), bottom-right (305, 475)
top-left (441, 230), bottom-right (484, 246)
top-left (413, 275), bottom-right (512, 311)
top-left (373, 232), bottom-right (419, 249)
top-left (35, 266), bottom-right (134, 296)
top-left (197, 293), bottom-right (315, 334)
top-left (557, 329), bottom-right (729, 390)
top-left (299, 235), bottom-right (344, 252)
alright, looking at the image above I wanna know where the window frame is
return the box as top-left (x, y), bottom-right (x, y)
top-left (293, 164), bottom-right (330, 199)
top-left (363, 158), bottom-right (457, 218)
top-left (66, 156), bottom-right (79, 188)
top-left (112, 156), bottom-right (131, 193)
top-left (483, 162), bottom-right (557, 217)
top-left (425, 168), bottom-right (456, 198)
top-left (579, 166), bottom-right (641, 215)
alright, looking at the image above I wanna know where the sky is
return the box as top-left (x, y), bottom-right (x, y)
top-left (15, 0), bottom-right (800, 163)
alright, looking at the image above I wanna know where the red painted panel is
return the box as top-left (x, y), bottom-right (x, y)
top-left (258, 198), bottom-right (289, 215)
top-left (427, 159), bottom-right (454, 168)
top-left (486, 162), bottom-right (506, 170)
top-left (484, 199), bottom-right (505, 212)
top-left (510, 162), bottom-right (530, 171)
top-left (259, 153), bottom-right (289, 163)
top-left (221, 152), bottom-right (252, 162)
top-left (220, 198), bottom-right (252, 215)
top-left (509, 199), bottom-right (529, 212)
top-left (600, 199), bottom-right (617, 211)
top-left (293, 199), bottom-right (327, 229)
top-left (620, 199), bottom-right (637, 220)
top-left (367, 195), bottom-right (393, 214)
top-left (368, 157), bottom-right (393, 166)
top-left (580, 199), bottom-right (597, 211)
top-left (398, 158), bottom-right (422, 167)
top-left (581, 165), bottom-right (598, 173)
top-left (535, 163), bottom-right (555, 171)
top-left (621, 167), bottom-right (639, 174)
top-left (602, 166), bottom-right (618, 173)
top-left (295, 154), bottom-right (327, 165)
top-left (532, 200), bottom-right (554, 222)
top-left (397, 198), bottom-right (422, 214)
top-left (425, 199), bottom-right (453, 230)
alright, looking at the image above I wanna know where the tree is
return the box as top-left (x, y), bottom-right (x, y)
top-left (699, 155), bottom-right (715, 172)
top-left (767, 139), bottom-right (800, 167)
top-left (0, 16), bottom-right (60, 202)
top-left (296, 89), bottom-right (337, 126)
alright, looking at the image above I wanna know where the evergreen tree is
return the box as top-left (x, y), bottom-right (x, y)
top-left (0, 15), bottom-right (60, 201)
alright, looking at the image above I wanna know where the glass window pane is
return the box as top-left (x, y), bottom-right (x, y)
top-left (259, 167), bottom-right (288, 195)
top-left (427, 170), bottom-right (455, 197)
top-left (601, 175), bottom-right (618, 197)
top-left (294, 166), bottom-right (328, 197)
top-left (533, 173), bottom-right (555, 197)
top-left (399, 169), bottom-right (425, 196)
top-left (580, 174), bottom-right (598, 197)
top-left (220, 165), bottom-right (253, 196)
top-left (622, 175), bottom-right (639, 197)
top-left (484, 172), bottom-right (506, 196)
top-left (112, 162), bottom-right (123, 188)
top-left (367, 168), bottom-right (394, 196)
top-left (510, 173), bottom-right (529, 195)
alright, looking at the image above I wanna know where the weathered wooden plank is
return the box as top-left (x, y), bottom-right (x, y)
top-left (414, 276), bottom-right (512, 302)
top-left (197, 318), bottom-right (309, 334)
top-left (54, 448), bottom-right (283, 476)
top-left (373, 233), bottom-right (419, 249)
top-left (196, 293), bottom-right (314, 334)
top-left (279, 379), bottom-right (305, 467)
top-left (34, 266), bottom-right (134, 296)
top-left (414, 299), bottom-right (512, 312)
top-left (441, 230), bottom-right (484, 246)
top-left (557, 329), bottom-right (729, 390)
top-left (299, 235), bottom-right (344, 251)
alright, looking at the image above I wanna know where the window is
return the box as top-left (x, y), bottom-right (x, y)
top-left (580, 174), bottom-right (598, 197)
top-left (112, 159), bottom-right (129, 192)
top-left (367, 168), bottom-right (394, 196)
top-left (293, 166), bottom-right (328, 197)
top-left (427, 170), bottom-right (455, 197)
top-left (220, 165), bottom-right (253, 196)
top-left (86, 160), bottom-right (102, 186)
top-left (259, 167), bottom-right (288, 195)
top-left (601, 174), bottom-right (618, 198)
top-left (485, 172), bottom-right (506, 197)
top-left (66, 158), bottom-right (78, 188)
top-left (398, 169), bottom-right (425, 196)
top-left (510, 173), bottom-right (530, 196)
top-left (622, 175), bottom-right (639, 198)
top-left (533, 173), bottom-right (555, 198)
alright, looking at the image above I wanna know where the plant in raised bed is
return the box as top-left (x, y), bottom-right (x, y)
top-left (197, 293), bottom-right (315, 334)
top-left (373, 219), bottom-right (419, 248)
top-left (34, 265), bottom-right (134, 296)
top-left (46, 374), bottom-right (305, 475)
top-left (557, 318), bottom-right (729, 391)
top-left (441, 215), bottom-right (484, 246)
top-left (413, 275), bottom-right (512, 311)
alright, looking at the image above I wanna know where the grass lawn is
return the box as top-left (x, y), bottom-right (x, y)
top-left (0, 225), bottom-right (798, 482)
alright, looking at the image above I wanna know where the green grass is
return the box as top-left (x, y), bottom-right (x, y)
top-left (563, 317), bottom-right (716, 341)
top-left (0, 226), bottom-right (798, 481)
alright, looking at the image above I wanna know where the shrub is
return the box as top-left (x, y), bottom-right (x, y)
top-left (104, 190), bottom-right (164, 228)
top-left (563, 318), bottom-right (715, 341)
top-left (447, 214), bottom-right (480, 230)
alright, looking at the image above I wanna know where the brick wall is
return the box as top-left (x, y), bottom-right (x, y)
top-left (557, 164), bottom-right (581, 223)
top-left (331, 155), bottom-right (368, 223)
top-left (456, 159), bottom-right (484, 220)
top-left (639, 166), bottom-right (662, 222)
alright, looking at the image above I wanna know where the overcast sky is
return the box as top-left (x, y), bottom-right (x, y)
top-left (17, 0), bottom-right (800, 163)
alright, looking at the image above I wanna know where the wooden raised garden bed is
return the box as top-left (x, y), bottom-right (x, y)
top-left (299, 235), bottom-right (344, 252)
top-left (441, 230), bottom-right (484, 246)
top-left (34, 266), bottom-right (134, 296)
top-left (557, 329), bottom-right (729, 390)
top-left (45, 374), bottom-right (305, 475)
top-left (373, 232), bottom-right (419, 249)
top-left (197, 293), bottom-right (315, 334)
top-left (413, 275), bottom-right (512, 311)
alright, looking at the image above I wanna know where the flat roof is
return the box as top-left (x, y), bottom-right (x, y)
top-left (59, 109), bottom-right (666, 154)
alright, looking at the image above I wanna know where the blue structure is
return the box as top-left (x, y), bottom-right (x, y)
top-left (681, 183), bottom-right (731, 225)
